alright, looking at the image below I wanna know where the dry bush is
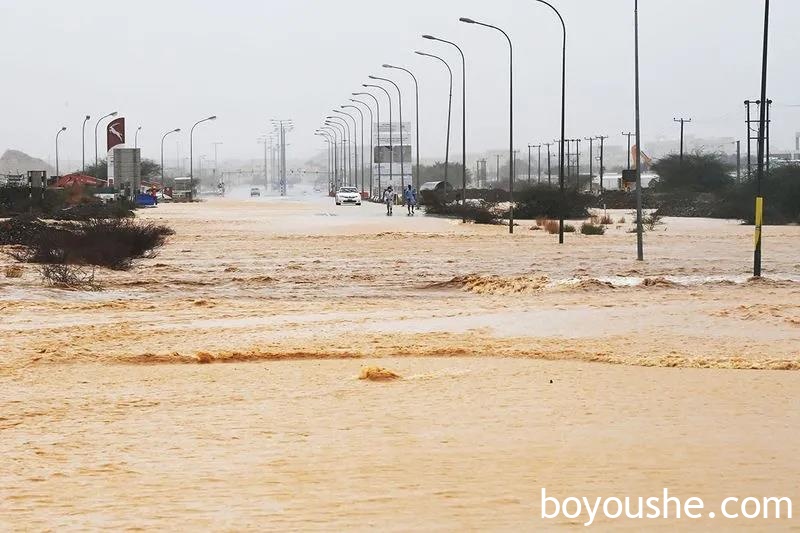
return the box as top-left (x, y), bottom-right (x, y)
top-left (564, 223), bottom-right (576, 233)
top-left (535, 217), bottom-right (547, 227)
top-left (37, 264), bottom-right (100, 290)
top-left (580, 222), bottom-right (606, 235)
top-left (618, 216), bottom-right (626, 223)
top-left (543, 220), bottom-right (559, 234)
top-left (5, 217), bottom-right (174, 270)
top-left (599, 214), bottom-right (614, 225)
top-left (4, 265), bottom-right (23, 278)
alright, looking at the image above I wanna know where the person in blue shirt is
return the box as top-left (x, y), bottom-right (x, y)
top-left (403, 184), bottom-right (417, 216)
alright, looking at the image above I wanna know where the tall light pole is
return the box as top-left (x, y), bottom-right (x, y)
top-left (55, 126), bottom-right (67, 177)
top-left (189, 115), bottom-right (217, 199)
top-left (94, 111), bottom-right (118, 166)
top-left (423, 34), bottom-right (466, 211)
top-left (414, 51), bottom-right (452, 186)
top-left (81, 115), bottom-right (90, 172)
top-left (334, 109), bottom-right (359, 188)
top-left (634, 0), bottom-right (644, 261)
top-left (134, 126), bottom-right (142, 149)
top-left (460, 17), bottom-right (513, 233)
top-left (328, 116), bottom-right (352, 186)
top-left (531, 0), bottom-right (567, 243)
top-left (363, 83), bottom-right (393, 189)
top-left (384, 64), bottom-right (421, 193)
top-left (160, 128), bottom-right (180, 186)
top-left (369, 75), bottom-right (405, 190)
top-left (343, 104), bottom-right (366, 194)
top-left (325, 121), bottom-right (346, 186)
top-left (353, 92), bottom-right (381, 196)
top-left (584, 137), bottom-right (595, 192)
top-left (350, 98), bottom-right (374, 196)
top-left (754, 0), bottom-right (770, 278)
top-left (322, 125), bottom-right (341, 190)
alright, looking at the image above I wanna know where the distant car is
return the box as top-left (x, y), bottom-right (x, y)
top-left (250, 187), bottom-right (261, 197)
top-left (335, 186), bottom-right (361, 206)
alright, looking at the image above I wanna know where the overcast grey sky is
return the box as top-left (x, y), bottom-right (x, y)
top-left (1, 0), bottom-right (799, 169)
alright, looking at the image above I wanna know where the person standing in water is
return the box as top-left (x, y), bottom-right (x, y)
top-left (383, 186), bottom-right (394, 216)
top-left (404, 184), bottom-right (417, 216)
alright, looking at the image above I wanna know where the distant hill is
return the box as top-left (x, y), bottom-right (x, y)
top-left (0, 149), bottom-right (54, 176)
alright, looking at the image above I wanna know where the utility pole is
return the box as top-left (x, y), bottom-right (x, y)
top-left (574, 139), bottom-right (581, 185)
top-left (543, 142), bottom-right (553, 185)
top-left (534, 144), bottom-right (542, 184)
top-left (753, 0), bottom-right (770, 278)
top-left (736, 140), bottom-right (741, 182)
top-left (496, 154), bottom-right (501, 184)
top-left (584, 137), bottom-right (595, 192)
top-left (596, 135), bottom-right (608, 192)
top-left (527, 144), bottom-right (532, 184)
top-left (622, 132), bottom-right (634, 170)
top-left (673, 117), bottom-right (692, 163)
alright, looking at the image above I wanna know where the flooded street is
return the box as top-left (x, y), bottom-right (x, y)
top-left (2, 196), bottom-right (799, 529)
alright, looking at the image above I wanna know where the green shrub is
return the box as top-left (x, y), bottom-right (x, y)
top-left (580, 222), bottom-right (606, 235)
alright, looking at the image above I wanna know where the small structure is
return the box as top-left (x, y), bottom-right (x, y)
top-left (53, 173), bottom-right (104, 189)
top-left (419, 180), bottom-right (454, 205)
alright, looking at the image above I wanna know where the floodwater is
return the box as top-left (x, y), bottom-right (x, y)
top-left (2, 194), bottom-right (799, 530)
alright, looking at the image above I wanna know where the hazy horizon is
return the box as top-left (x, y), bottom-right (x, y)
top-left (2, 0), bottom-right (798, 172)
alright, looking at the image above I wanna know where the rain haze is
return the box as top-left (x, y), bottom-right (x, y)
top-left (2, 0), bottom-right (799, 168)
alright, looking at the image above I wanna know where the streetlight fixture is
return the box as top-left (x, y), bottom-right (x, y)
top-left (531, 0), bottom-right (567, 243)
top-left (81, 115), bottom-right (91, 172)
top-left (160, 128), bottom-right (181, 186)
top-left (55, 126), bottom-right (67, 178)
top-left (94, 111), bottom-right (118, 166)
top-left (369, 75), bottom-right (406, 190)
top-left (350, 98), bottom-right (374, 196)
top-left (363, 83), bottom-right (394, 189)
top-left (352, 92), bottom-right (381, 196)
top-left (334, 109), bottom-right (359, 188)
top-left (383, 64), bottom-right (421, 193)
top-left (459, 17), bottom-right (514, 233)
top-left (327, 118), bottom-right (351, 186)
top-left (342, 104), bottom-right (366, 193)
top-left (414, 51), bottom-right (454, 188)
top-left (321, 125), bottom-right (342, 189)
top-left (189, 115), bottom-right (217, 199)
top-left (423, 34), bottom-right (467, 213)
top-left (134, 126), bottom-right (142, 148)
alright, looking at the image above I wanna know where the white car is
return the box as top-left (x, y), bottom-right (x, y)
top-left (335, 186), bottom-right (361, 206)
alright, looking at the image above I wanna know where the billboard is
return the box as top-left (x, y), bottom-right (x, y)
top-left (107, 118), bottom-right (126, 152)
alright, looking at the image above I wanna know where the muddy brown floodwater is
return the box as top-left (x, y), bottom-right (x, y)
top-left (2, 196), bottom-right (799, 530)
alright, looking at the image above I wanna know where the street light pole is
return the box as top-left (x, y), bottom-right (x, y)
top-left (596, 135), bottom-right (608, 193)
top-left (81, 115), bottom-right (90, 172)
top-left (369, 75), bottom-right (405, 191)
top-left (634, 0), bottom-right (644, 261)
top-left (189, 115), bottom-right (217, 200)
top-left (423, 34), bottom-right (466, 212)
top-left (414, 51), bottom-right (452, 186)
top-left (754, 0), bottom-right (770, 278)
top-left (328, 117), bottom-right (352, 186)
top-left (353, 91), bottom-right (381, 196)
top-left (363, 83), bottom-right (393, 189)
top-left (673, 117), bottom-right (692, 164)
top-left (55, 126), bottom-right (67, 177)
top-left (460, 17), bottom-right (513, 233)
top-left (334, 109), bottom-right (359, 188)
top-left (343, 104), bottom-right (366, 194)
top-left (160, 128), bottom-right (181, 187)
top-left (584, 137), bottom-right (595, 192)
top-left (94, 111), bottom-right (118, 167)
top-left (350, 98), bottom-right (374, 196)
top-left (532, 0), bottom-right (567, 243)
top-left (134, 126), bottom-right (142, 149)
top-left (384, 64), bottom-right (421, 194)
top-left (325, 122), bottom-right (346, 188)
